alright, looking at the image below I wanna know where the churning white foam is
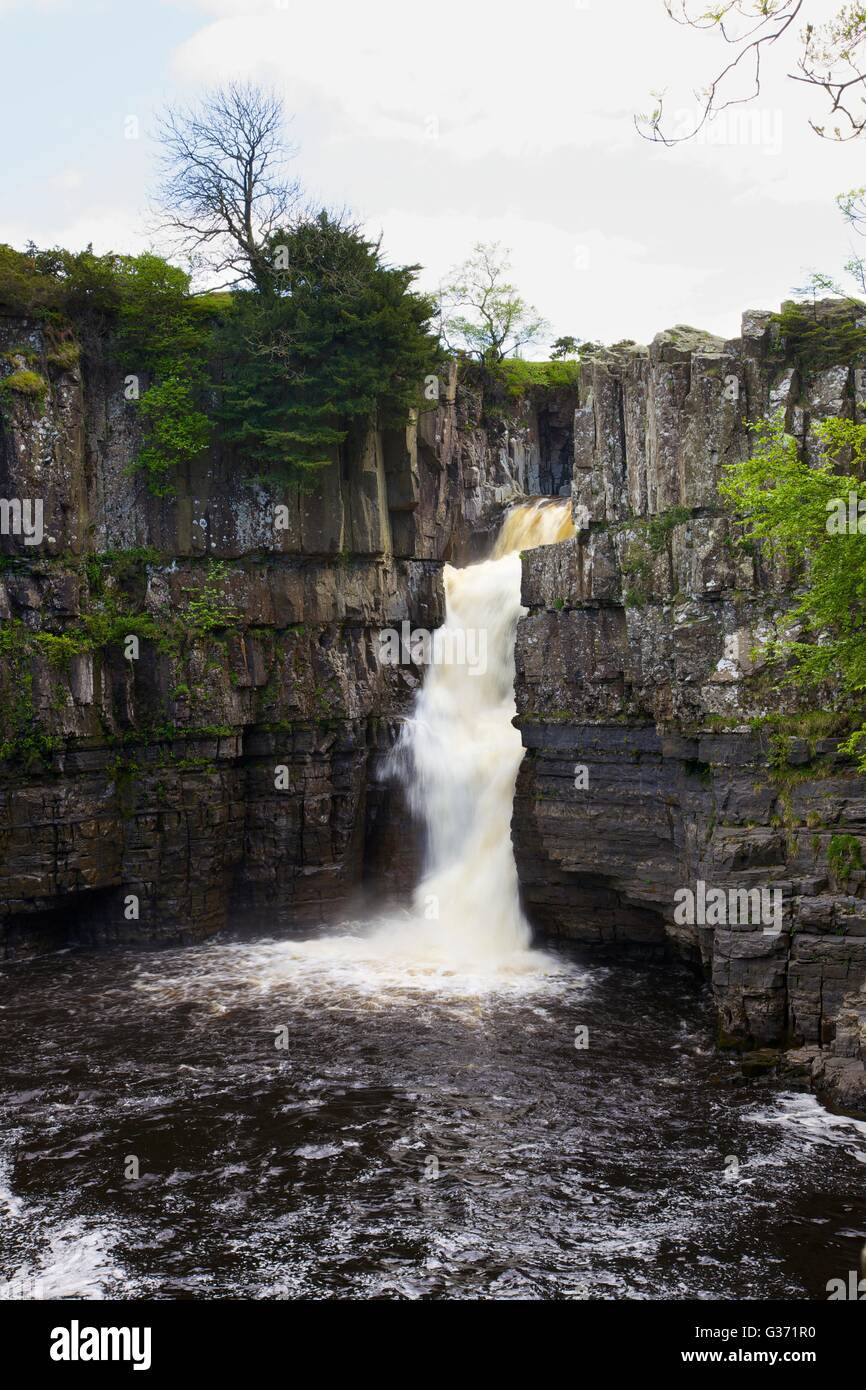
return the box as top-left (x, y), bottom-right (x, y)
top-left (746, 1091), bottom-right (866, 1163)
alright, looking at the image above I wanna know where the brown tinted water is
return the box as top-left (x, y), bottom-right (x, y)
top-left (0, 931), bottom-right (864, 1300)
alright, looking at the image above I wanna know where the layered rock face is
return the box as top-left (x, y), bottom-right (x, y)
top-left (513, 307), bottom-right (866, 1114)
top-left (0, 318), bottom-right (576, 953)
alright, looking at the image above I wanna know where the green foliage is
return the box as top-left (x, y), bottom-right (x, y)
top-left (0, 368), bottom-right (47, 401)
top-left (496, 357), bottom-right (581, 396)
top-left (46, 339), bottom-right (80, 371)
top-left (2, 345), bottom-right (38, 365)
top-left (773, 298), bottom-right (866, 373)
top-left (621, 536), bottom-right (653, 606)
top-left (113, 254), bottom-right (214, 493)
top-left (720, 409), bottom-right (866, 765)
top-left (0, 224), bottom-right (439, 489)
top-left (645, 505), bottom-right (692, 551)
top-left (0, 554), bottom-right (244, 765)
top-left (440, 242), bottom-right (548, 364)
top-left (550, 335), bottom-right (581, 360)
top-left (828, 832), bottom-right (863, 881)
top-left (80, 610), bottom-right (161, 653)
top-left (135, 376), bottom-right (211, 495)
top-left (216, 212), bottom-right (439, 478)
top-left (749, 708), bottom-right (861, 742)
top-left (0, 245), bottom-right (214, 492)
top-left (83, 548), bottom-right (161, 593)
top-left (0, 244), bottom-right (58, 317)
top-left (0, 621), bottom-right (62, 767)
top-left (614, 506), bottom-right (692, 608)
top-left (181, 561), bottom-right (241, 634)
top-left (115, 254), bottom-right (210, 375)
top-left (0, 243), bottom-right (126, 325)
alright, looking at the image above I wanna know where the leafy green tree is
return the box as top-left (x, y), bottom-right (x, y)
top-left (790, 270), bottom-right (845, 305)
top-left (719, 410), bottom-right (866, 762)
top-left (216, 211), bottom-right (439, 480)
top-left (115, 254), bottom-right (211, 374)
top-left (550, 335), bottom-right (581, 360)
top-left (34, 245), bottom-right (126, 324)
top-left (439, 243), bottom-right (548, 364)
top-left (835, 186), bottom-right (866, 292)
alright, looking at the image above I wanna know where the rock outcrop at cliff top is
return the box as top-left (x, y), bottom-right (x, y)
top-left (513, 303), bottom-right (866, 1116)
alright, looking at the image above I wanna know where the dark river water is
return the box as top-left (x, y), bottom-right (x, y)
top-left (1, 927), bottom-right (864, 1301)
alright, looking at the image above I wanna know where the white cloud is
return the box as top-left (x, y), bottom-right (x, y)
top-left (0, 0), bottom-right (74, 9)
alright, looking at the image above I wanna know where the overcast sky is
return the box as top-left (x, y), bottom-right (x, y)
top-left (2, 0), bottom-right (864, 349)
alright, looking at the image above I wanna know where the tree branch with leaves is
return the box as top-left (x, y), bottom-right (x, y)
top-left (637, 2), bottom-right (866, 144)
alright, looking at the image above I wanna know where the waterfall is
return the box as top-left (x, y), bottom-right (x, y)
top-left (374, 497), bottom-right (576, 967)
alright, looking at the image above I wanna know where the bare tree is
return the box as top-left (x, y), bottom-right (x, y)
top-left (637, 2), bottom-right (866, 144)
top-left (154, 81), bottom-right (303, 289)
top-left (439, 243), bottom-right (549, 363)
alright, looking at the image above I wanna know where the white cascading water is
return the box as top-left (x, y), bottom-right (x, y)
top-left (377, 498), bottom-right (576, 967)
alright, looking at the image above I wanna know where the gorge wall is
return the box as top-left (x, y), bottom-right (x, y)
top-left (513, 306), bottom-right (866, 1115)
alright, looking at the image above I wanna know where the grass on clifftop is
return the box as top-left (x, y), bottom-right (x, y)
top-left (497, 358), bottom-right (580, 396)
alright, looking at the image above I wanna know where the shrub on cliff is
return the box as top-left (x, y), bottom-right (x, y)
top-left (0, 368), bottom-right (47, 400)
top-left (114, 255), bottom-right (214, 494)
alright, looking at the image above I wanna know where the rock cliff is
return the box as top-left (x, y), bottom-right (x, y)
top-left (513, 305), bottom-right (866, 1115)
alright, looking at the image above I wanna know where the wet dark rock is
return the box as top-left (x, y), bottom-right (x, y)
top-left (513, 303), bottom-right (866, 1116)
